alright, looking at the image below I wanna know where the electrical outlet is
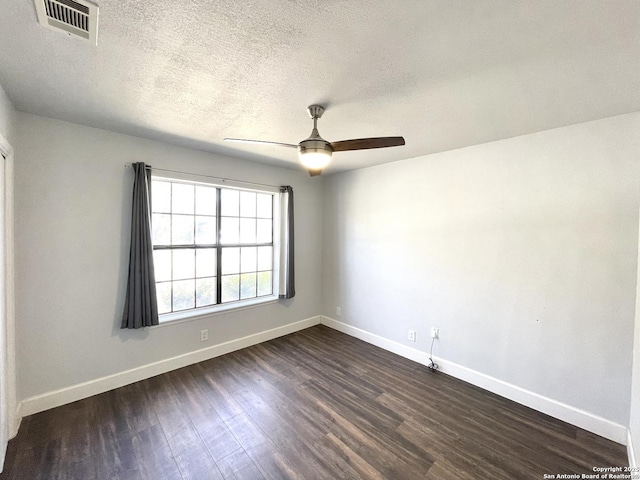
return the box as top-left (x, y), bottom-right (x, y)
top-left (200, 329), bottom-right (208, 342)
top-left (336, 306), bottom-right (341, 316)
top-left (408, 330), bottom-right (416, 342)
top-left (431, 327), bottom-right (439, 339)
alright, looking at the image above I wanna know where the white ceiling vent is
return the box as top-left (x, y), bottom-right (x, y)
top-left (34, 0), bottom-right (99, 44)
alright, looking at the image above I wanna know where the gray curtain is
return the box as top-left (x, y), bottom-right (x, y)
top-left (121, 162), bottom-right (159, 329)
top-left (279, 186), bottom-right (295, 299)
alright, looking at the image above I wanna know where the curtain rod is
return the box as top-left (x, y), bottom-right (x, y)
top-left (125, 163), bottom-right (281, 190)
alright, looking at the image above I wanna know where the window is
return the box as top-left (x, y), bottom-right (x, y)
top-left (151, 175), bottom-right (279, 321)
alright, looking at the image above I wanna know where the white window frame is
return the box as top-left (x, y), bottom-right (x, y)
top-left (151, 170), bottom-right (281, 324)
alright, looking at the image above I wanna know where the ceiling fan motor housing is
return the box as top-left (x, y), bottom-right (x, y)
top-left (298, 137), bottom-right (332, 155)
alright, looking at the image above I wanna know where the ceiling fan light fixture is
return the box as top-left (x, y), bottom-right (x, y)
top-left (298, 136), bottom-right (333, 170)
top-left (298, 147), bottom-right (332, 170)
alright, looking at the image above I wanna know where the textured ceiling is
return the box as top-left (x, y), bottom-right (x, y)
top-left (0, 1), bottom-right (639, 174)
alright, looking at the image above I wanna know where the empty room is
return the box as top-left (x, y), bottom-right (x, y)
top-left (0, 0), bottom-right (639, 478)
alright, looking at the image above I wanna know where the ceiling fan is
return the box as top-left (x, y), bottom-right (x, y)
top-left (224, 105), bottom-right (406, 176)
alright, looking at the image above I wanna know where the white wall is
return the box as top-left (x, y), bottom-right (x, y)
top-left (13, 112), bottom-right (323, 402)
top-left (322, 112), bottom-right (640, 428)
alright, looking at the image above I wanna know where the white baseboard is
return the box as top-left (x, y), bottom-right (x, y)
top-left (321, 316), bottom-right (628, 445)
top-left (9, 416), bottom-right (20, 440)
top-left (18, 316), bottom-right (321, 419)
top-left (629, 430), bottom-right (637, 470)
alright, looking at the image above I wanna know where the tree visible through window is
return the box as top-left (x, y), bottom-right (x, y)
top-left (151, 179), bottom-right (275, 315)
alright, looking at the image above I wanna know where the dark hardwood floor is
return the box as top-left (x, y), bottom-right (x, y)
top-left (1, 325), bottom-right (627, 479)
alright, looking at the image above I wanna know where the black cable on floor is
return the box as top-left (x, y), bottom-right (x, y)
top-left (428, 336), bottom-right (439, 372)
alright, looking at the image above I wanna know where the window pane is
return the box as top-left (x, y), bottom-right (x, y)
top-left (257, 271), bottom-right (272, 296)
top-left (221, 275), bottom-right (239, 303)
top-left (221, 247), bottom-right (240, 275)
top-left (256, 193), bottom-right (272, 218)
top-left (153, 250), bottom-right (172, 282)
top-left (172, 215), bottom-right (194, 245)
top-left (195, 186), bottom-right (216, 215)
top-left (173, 279), bottom-right (195, 311)
top-left (240, 191), bottom-right (256, 217)
top-left (172, 183), bottom-right (195, 214)
top-left (152, 181), bottom-right (171, 213)
top-left (220, 217), bottom-right (239, 244)
top-left (156, 282), bottom-right (172, 314)
top-left (153, 213), bottom-right (171, 245)
top-left (257, 246), bottom-right (272, 271)
top-left (173, 249), bottom-right (195, 280)
top-left (196, 277), bottom-right (216, 307)
top-left (241, 247), bottom-right (257, 273)
top-left (257, 219), bottom-right (272, 244)
top-left (239, 218), bottom-right (256, 244)
top-left (153, 181), bottom-right (279, 316)
top-left (196, 216), bottom-right (216, 244)
top-left (196, 248), bottom-right (216, 278)
top-left (240, 273), bottom-right (257, 299)
top-left (221, 189), bottom-right (239, 216)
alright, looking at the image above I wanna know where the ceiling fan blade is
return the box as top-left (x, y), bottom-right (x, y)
top-left (308, 169), bottom-right (323, 177)
top-left (224, 138), bottom-right (298, 148)
top-left (330, 136), bottom-right (405, 152)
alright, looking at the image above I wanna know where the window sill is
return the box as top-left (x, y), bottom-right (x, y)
top-left (155, 295), bottom-right (280, 328)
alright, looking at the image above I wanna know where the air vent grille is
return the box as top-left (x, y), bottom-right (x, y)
top-left (44, 0), bottom-right (89, 32)
top-left (34, 0), bottom-right (98, 44)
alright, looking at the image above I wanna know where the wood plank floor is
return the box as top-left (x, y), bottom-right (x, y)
top-left (1, 325), bottom-right (627, 479)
